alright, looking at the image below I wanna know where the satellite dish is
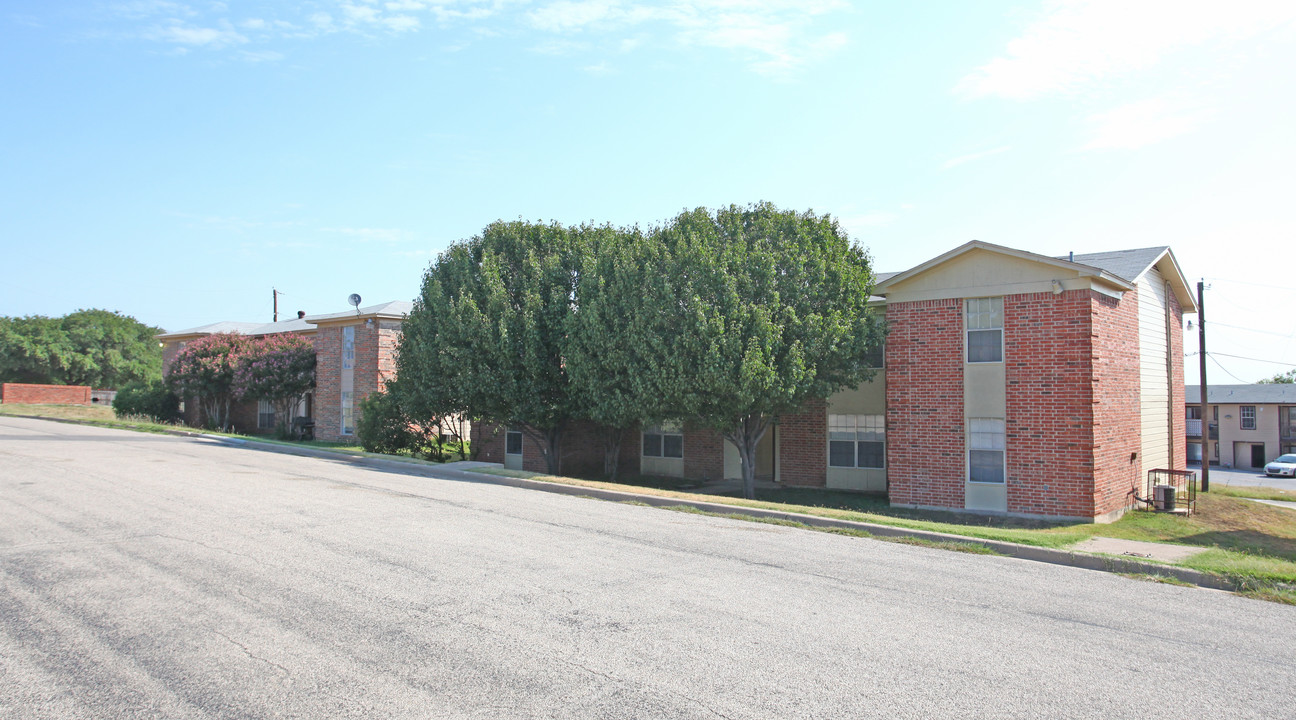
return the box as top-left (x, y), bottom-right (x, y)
top-left (348, 293), bottom-right (362, 308)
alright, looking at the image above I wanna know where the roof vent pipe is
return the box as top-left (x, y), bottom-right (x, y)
top-left (1069, 251), bottom-right (1074, 262)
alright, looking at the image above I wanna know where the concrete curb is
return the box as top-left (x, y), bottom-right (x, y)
top-left (1, 413), bottom-right (1242, 593)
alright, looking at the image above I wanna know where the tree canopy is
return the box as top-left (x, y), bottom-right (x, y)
top-left (397, 220), bottom-right (581, 473)
top-left (233, 333), bottom-right (316, 437)
top-left (165, 332), bottom-right (255, 430)
top-left (0, 309), bottom-right (164, 388)
top-left (1259, 369), bottom-right (1296, 384)
top-left (655, 203), bottom-right (885, 497)
top-left (397, 203), bottom-right (885, 494)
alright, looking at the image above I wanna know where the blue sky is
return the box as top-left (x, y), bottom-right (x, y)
top-left (2, 0), bottom-right (1294, 383)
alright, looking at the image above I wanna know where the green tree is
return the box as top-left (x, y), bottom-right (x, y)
top-left (398, 220), bottom-right (581, 474)
top-left (1259, 369), bottom-right (1296, 384)
top-left (565, 224), bottom-right (688, 478)
top-left (658, 203), bottom-right (886, 499)
top-left (165, 332), bottom-right (254, 430)
top-left (0, 310), bottom-right (163, 388)
top-left (233, 334), bottom-right (316, 438)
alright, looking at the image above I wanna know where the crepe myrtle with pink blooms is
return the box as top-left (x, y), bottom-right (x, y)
top-left (165, 332), bottom-right (256, 431)
top-left (233, 333), bottom-right (316, 438)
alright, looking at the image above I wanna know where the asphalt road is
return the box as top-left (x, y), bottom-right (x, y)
top-left (1191, 463), bottom-right (1296, 492)
top-left (2, 417), bottom-right (1294, 719)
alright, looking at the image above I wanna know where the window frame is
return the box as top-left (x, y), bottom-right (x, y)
top-left (965, 297), bottom-right (1004, 364)
top-left (642, 423), bottom-right (683, 459)
top-left (828, 414), bottom-right (886, 469)
top-left (505, 428), bottom-right (523, 456)
top-left (968, 417), bottom-right (1006, 484)
top-left (1241, 405), bottom-right (1257, 431)
top-left (256, 399), bottom-right (275, 430)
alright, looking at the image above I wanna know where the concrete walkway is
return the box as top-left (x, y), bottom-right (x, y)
top-left (1069, 536), bottom-right (1207, 562)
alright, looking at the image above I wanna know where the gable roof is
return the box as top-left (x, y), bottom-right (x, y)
top-left (874, 240), bottom-right (1136, 295)
top-left (1187, 384), bottom-right (1296, 404)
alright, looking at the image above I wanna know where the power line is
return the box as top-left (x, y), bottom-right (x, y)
top-left (1206, 353), bottom-right (1249, 383)
top-left (1203, 277), bottom-right (1296, 292)
top-left (1210, 321), bottom-right (1296, 339)
top-left (1208, 351), bottom-right (1296, 367)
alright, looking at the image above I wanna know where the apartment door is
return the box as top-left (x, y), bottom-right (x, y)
top-left (723, 427), bottom-right (778, 482)
top-left (1251, 444), bottom-right (1268, 469)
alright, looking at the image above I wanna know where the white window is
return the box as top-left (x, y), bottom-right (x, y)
top-left (257, 399), bottom-right (275, 429)
top-left (642, 423), bottom-right (683, 459)
top-left (968, 418), bottom-right (1006, 483)
top-left (966, 297), bottom-right (1003, 363)
top-left (341, 327), bottom-right (356, 435)
top-left (1241, 405), bottom-right (1256, 430)
top-left (828, 414), bottom-right (885, 469)
top-left (505, 428), bottom-right (523, 456)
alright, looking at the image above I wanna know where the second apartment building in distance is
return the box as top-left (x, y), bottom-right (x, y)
top-left (476, 241), bottom-right (1195, 522)
top-left (1186, 384), bottom-right (1296, 470)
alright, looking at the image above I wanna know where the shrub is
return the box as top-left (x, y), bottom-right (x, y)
top-left (357, 390), bottom-right (423, 454)
top-left (112, 380), bottom-right (181, 423)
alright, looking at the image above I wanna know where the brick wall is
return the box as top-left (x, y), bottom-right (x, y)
top-left (1091, 290), bottom-right (1143, 517)
top-left (885, 298), bottom-right (966, 509)
top-left (682, 425), bottom-right (725, 482)
top-left (314, 326), bottom-right (343, 442)
top-left (1003, 291), bottom-right (1096, 518)
top-left (779, 400), bottom-right (827, 486)
top-left (1, 383), bottom-right (92, 405)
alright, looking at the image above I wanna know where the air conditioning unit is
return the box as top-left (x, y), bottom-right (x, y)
top-left (1153, 484), bottom-right (1177, 512)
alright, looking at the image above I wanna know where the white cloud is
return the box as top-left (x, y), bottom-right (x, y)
top-left (147, 20), bottom-right (246, 47)
top-left (526, 0), bottom-right (851, 75)
top-left (957, 0), bottom-right (1296, 100)
top-left (942, 146), bottom-right (1011, 170)
top-left (1081, 96), bottom-right (1208, 150)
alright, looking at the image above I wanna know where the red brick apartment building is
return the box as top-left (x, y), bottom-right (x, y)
top-left (158, 302), bottom-right (410, 442)
top-left (476, 241), bottom-right (1194, 522)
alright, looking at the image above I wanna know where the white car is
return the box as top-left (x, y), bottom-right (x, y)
top-left (1265, 454), bottom-right (1296, 478)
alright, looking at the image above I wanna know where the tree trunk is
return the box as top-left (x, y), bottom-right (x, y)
top-left (520, 423), bottom-right (564, 476)
top-left (727, 415), bottom-right (771, 500)
top-left (602, 427), bottom-right (623, 480)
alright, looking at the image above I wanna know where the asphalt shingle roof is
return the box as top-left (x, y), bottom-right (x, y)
top-left (1186, 384), bottom-right (1296, 404)
top-left (1063, 247), bottom-right (1168, 283)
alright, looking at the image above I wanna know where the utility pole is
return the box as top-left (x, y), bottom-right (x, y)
top-left (273, 288), bottom-right (281, 323)
top-left (1198, 280), bottom-right (1209, 492)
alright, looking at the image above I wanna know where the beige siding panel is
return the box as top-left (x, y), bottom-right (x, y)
top-left (504, 453), bottom-right (523, 471)
top-left (641, 455), bottom-right (685, 478)
top-left (1139, 267), bottom-right (1170, 475)
top-left (827, 377), bottom-right (886, 415)
top-left (964, 340), bottom-right (1007, 513)
top-left (827, 468), bottom-right (887, 492)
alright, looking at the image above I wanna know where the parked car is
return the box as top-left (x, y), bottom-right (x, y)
top-left (1265, 454), bottom-right (1296, 478)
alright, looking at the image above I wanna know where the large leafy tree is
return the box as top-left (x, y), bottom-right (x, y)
top-left (233, 333), bottom-right (316, 437)
top-left (0, 309), bottom-right (163, 388)
top-left (165, 332), bottom-right (255, 430)
top-left (565, 224), bottom-right (691, 478)
top-left (658, 203), bottom-right (886, 499)
top-left (399, 220), bottom-right (582, 474)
